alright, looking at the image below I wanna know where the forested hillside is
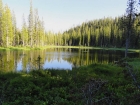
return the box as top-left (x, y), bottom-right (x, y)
top-left (0, 0), bottom-right (140, 48)
top-left (63, 17), bottom-right (140, 48)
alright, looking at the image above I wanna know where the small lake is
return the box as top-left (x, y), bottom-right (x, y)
top-left (0, 48), bottom-right (139, 72)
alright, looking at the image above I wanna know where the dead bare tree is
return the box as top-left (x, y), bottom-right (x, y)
top-left (81, 79), bottom-right (114, 105)
top-left (124, 0), bottom-right (137, 58)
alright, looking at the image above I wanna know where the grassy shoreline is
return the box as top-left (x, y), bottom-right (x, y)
top-left (0, 46), bottom-right (140, 52)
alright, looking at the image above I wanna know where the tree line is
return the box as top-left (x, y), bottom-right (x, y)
top-left (0, 0), bottom-right (53, 47)
top-left (63, 16), bottom-right (140, 48)
top-left (0, 0), bottom-right (140, 48)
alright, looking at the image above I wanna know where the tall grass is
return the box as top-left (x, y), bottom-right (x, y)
top-left (128, 58), bottom-right (140, 70)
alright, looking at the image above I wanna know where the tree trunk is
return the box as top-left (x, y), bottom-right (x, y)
top-left (6, 36), bottom-right (8, 47)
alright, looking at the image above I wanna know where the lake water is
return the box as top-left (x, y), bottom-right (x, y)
top-left (0, 48), bottom-right (139, 72)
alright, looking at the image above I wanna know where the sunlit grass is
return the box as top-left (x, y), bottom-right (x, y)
top-left (0, 46), bottom-right (140, 53)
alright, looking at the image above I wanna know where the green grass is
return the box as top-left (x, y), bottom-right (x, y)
top-left (0, 46), bottom-right (31, 50)
top-left (0, 46), bottom-right (101, 50)
top-left (0, 45), bottom-right (140, 52)
top-left (0, 62), bottom-right (140, 104)
top-left (127, 58), bottom-right (140, 70)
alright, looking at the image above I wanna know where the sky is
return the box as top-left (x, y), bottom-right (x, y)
top-left (3, 0), bottom-right (129, 33)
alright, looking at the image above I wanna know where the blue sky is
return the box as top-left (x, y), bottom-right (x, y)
top-left (3, 0), bottom-right (128, 33)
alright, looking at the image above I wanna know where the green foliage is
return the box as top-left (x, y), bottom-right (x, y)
top-left (127, 58), bottom-right (140, 70)
top-left (63, 16), bottom-right (140, 48)
top-left (0, 0), bottom-right (140, 48)
top-left (0, 62), bottom-right (140, 104)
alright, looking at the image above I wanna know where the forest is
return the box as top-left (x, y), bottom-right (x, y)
top-left (1, 0), bottom-right (140, 104)
top-left (0, 0), bottom-right (140, 48)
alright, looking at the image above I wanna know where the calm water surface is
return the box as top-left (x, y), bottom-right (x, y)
top-left (0, 48), bottom-right (139, 72)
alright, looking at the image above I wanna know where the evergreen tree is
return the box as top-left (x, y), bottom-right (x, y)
top-left (21, 14), bottom-right (28, 46)
top-left (0, 0), bottom-right (3, 46)
top-left (2, 5), bottom-right (13, 47)
top-left (124, 0), bottom-right (137, 57)
top-left (12, 11), bottom-right (16, 46)
top-left (28, 0), bottom-right (34, 47)
top-left (0, 0), bottom-right (140, 49)
top-left (40, 18), bottom-right (45, 46)
top-left (87, 27), bottom-right (90, 46)
top-left (33, 9), bottom-right (39, 47)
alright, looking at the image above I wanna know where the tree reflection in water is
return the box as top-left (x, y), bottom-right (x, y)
top-left (0, 48), bottom-right (139, 72)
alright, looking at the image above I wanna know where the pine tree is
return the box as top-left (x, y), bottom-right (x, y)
top-left (33, 9), bottom-right (39, 46)
top-left (40, 18), bottom-right (45, 46)
top-left (78, 28), bottom-right (81, 46)
top-left (21, 14), bottom-right (28, 46)
top-left (124, 0), bottom-right (137, 57)
top-left (87, 27), bottom-right (90, 46)
top-left (28, 0), bottom-right (34, 47)
top-left (0, 0), bottom-right (3, 46)
top-left (12, 11), bottom-right (16, 46)
top-left (2, 5), bottom-right (13, 47)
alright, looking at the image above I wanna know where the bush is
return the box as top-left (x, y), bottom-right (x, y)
top-left (0, 63), bottom-right (140, 104)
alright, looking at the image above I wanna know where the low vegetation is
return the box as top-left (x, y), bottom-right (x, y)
top-left (0, 46), bottom-right (140, 53)
top-left (0, 59), bottom-right (140, 105)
